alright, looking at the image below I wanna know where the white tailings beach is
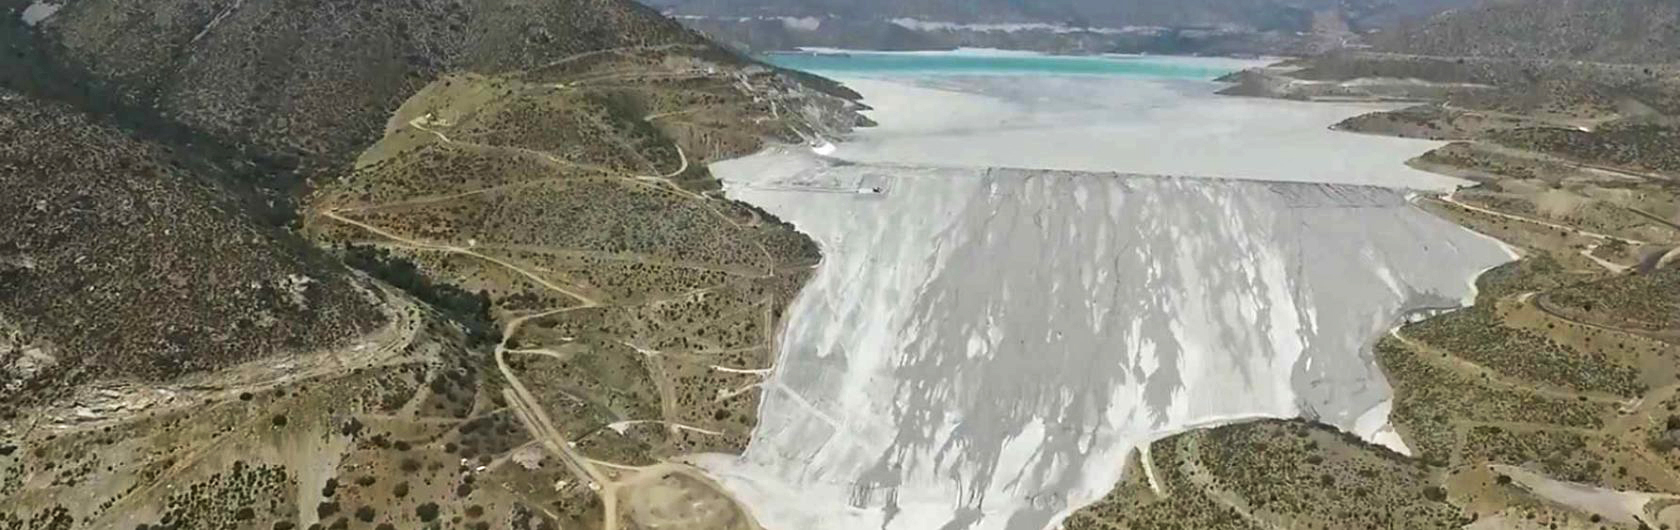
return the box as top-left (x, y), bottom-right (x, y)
top-left (697, 54), bottom-right (1516, 530)
top-left (813, 72), bottom-right (1465, 190)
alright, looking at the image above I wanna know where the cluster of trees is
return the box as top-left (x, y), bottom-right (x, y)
top-left (341, 243), bottom-right (498, 345)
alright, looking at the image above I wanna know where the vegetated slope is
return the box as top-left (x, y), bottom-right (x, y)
top-left (304, 44), bottom-right (858, 527)
top-left (4, 0), bottom-right (726, 189)
top-left (0, 89), bottom-right (384, 408)
top-left (1376, 0), bottom-right (1680, 64)
top-left (0, 0), bottom-right (851, 401)
top-left (0, 0), bottom-right (736, 404)
top-left (1066, 420), bottom-right (1463, 530)
top-left (3, 0), bottom-right (865, 528)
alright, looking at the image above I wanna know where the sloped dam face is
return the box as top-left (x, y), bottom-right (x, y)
top-left (697, 54), bottom-right (1515, 530)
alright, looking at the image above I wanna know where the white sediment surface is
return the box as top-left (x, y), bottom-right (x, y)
top-left (699, 59), bottom-right (1513, 530)
top-left (21, 1), bottom-right (62, 26)
top-left (826, 74), bottom-right (1465, 190)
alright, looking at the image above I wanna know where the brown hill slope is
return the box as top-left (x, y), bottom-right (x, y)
top-left (1376, 0), bottom-right (1680, 64)
top-left (3, 0), bottom-right (731, 187)
top-left (0, 89), bottom-right (384, 408)
top-left (2, 0), bottom-right (863, 527)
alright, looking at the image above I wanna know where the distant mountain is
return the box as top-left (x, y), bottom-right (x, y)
top-left (654, 0), bottom-right (1471, 32)
top-left (646, 0), bottom-right (1478, 54)
top-left (1375, 0), bottom-right (1680, 63)
top-left (655, 0), bottom-right (1304, 30)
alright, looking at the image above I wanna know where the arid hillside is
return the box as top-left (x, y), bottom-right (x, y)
top-left (3, 0), bottom-right (722, 183)
top-left (1377, 0), bottom-right (1680, 64)
top-left (0, 89), bottom-right (384, 410)
top-left (0, 0), bottom-right (863, 529)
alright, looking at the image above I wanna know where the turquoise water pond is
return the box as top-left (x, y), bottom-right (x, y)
top-left (761, 51), bottom-right (1242, 80)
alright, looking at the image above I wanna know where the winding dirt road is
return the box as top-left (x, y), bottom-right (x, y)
top-left (320, 209), bottom-right (601, 307)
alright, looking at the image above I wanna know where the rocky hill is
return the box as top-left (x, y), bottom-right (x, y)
top-left (0, 89), bottom-right (385, 410)
top-left (0, 0), bottom-right (861, 528)
top-left (0, 0), bottom-right (738, 416)
top-left (650, 0), bottom-right (1477, 54)
top-left (3, 0), bottom-right (731, 194)
top-left (1376, 0), bottom-right (1680, 64)
top-left (657, 0), bottom-right (1679, 59)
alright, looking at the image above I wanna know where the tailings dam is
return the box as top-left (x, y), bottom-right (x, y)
top-left (696, 52), bottom-right (1517, 530)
